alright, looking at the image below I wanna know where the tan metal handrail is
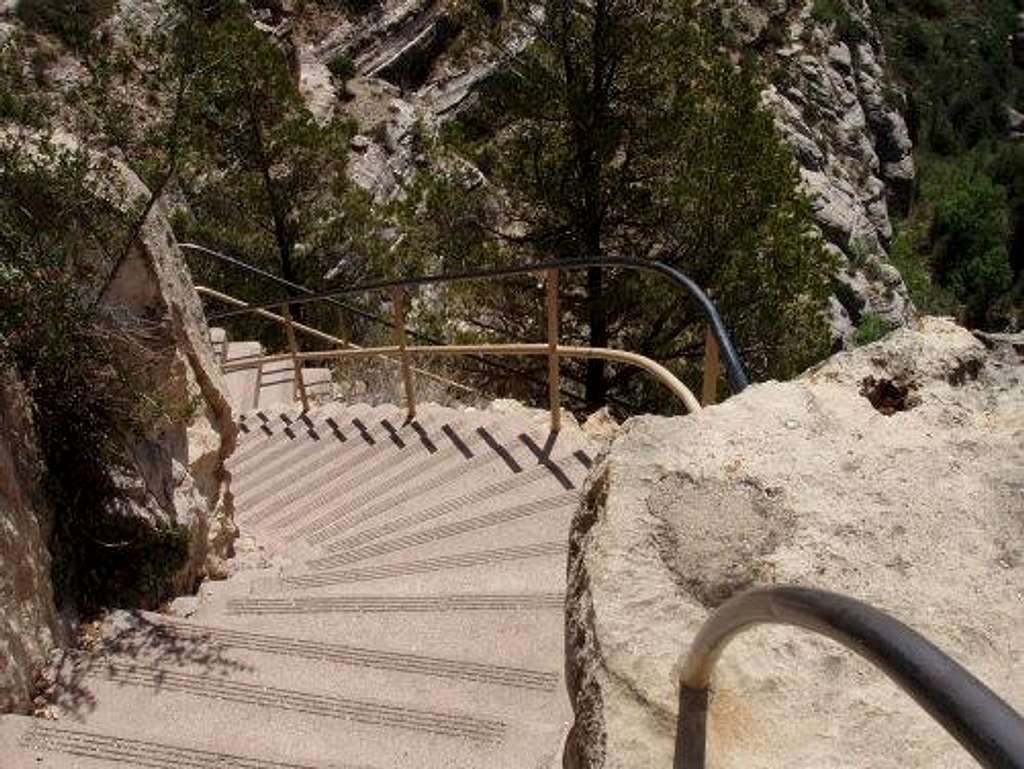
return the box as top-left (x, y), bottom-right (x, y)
top-left (195, 286), bottom-right (476, 399)
top-left (221, 343), bottom-right (701, 417)
top-left (199, 279), bottom-right (703, 424)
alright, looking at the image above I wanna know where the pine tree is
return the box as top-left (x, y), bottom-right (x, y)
top-left (426, 0), bottom-right (836, 409)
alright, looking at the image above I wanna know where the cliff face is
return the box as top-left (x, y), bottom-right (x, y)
top-left (724, 0), bottom-right (916, 339)
top-left (279, 0), bottom-right (917, 342)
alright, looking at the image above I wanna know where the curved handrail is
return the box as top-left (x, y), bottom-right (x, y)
top-left (182, 243), bottom-right (640, 411)
top-left (200, 255), bottom-right (751, 394)
top-left (675, 586), bottom-right (1024, 769)
top-left (194, 285), bottom-right (476, 395)
top-left (221, 342), bottom-right (702, 413)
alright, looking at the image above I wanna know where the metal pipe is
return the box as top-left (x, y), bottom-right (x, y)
top-left (390, 286), bottom-right (416, 419)
top-left (195, 285), bottom-right (475, 395)
top-left (546, 269), bottom-right (561, 432)
top-left (281, 304), bottom-right (310, 413)
top-left (202, 255), bottom-right (751, 394)
top-left (675, 586), bottom-right (1024, 769)
top-left (700, 325), bottom-right (720, 407)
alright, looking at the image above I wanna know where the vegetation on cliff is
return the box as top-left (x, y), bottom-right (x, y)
top-left (872, 0), bottom-right (1023, 329)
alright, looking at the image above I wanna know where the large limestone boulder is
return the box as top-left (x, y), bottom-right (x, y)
top-left (95, 148), bottom-right (239, 589)
top-left (565, 317), bottom-right (1024, 768)
top-left (5, 127), bottom-right (238, 606)
top-left (0, 368), bottom-right (63, 713)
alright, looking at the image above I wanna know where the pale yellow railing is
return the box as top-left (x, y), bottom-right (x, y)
top-left (198, 281), bottom-right (703, 427)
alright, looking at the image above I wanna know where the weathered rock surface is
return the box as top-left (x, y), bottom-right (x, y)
top-left (565, 317), bottom-right (1024, 768)
top-left (88, 144), bottom-right (239, 592)
top-left (0, 369), bottom-right (63, 714)
top-left (4, 128), bottom-right (238, 610)
top-left (734, 0), bottom-right (916, 332)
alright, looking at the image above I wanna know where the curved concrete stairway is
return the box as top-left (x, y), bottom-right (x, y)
top-left (0, 398), bottom-right (597, 768)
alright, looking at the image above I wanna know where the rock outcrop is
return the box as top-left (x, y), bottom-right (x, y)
top-left (564, 317), bottom-right (1024, 768)
top-left (722, 0), bottom-right (916, 337)
top-left (92, 146), bottom-right (239, 588)
top-left (0, 369), bottom-right (63, 714)
top-left (0, 128), bottom-right (237, 686)
top-left (81, 141), bottom-right (239, 591)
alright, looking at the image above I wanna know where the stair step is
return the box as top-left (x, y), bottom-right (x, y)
top-left (307, 455), bottom-right (590, 551)
top-left (233, 404), bottom-right (395, 506)
top-left (265, 542), bottom-right (568, 596)
top-left (122, 612), bottom-right (560, 691)
top-left (304, 494), bottom-right (577, 571)
top-left (248, 411), bottom-right (497, 534)
top-left (224, 341), bottom-right (265, 414)
top-left (1, 716), bottom-right (343, 769)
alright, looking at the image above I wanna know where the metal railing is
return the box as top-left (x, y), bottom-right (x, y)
top-left (675, 586), bottom-right (1024, 769)
top-left (203, 255), bottom-right (751, 395)
top-left (184, 243), bottom-right (641, 413)
top-left (188, 248), bottom-right (750, 425)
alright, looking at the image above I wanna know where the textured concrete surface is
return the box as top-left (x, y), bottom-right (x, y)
top-left (10, 398), bottom-right (595, 767)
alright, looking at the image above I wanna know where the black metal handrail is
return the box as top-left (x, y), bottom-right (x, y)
top-left (676, 586), bottom-right (1024, 769)
top-left (181, 242), bottom-right (642, 411)
top-left (202, 255), bottom-right (751, 394)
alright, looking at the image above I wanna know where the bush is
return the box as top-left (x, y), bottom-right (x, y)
top-left (811, 0), bottom-right (867, 44)
top-left (854, 313), bottom-right (893, 345)
top-left (928, 165), bottom-right (1013, 325)
top-left (327, 53), bottom-right (356, 83)
top-left (0, 136), bottom-right (186, 613)
top-left (16, 0), bottom-right (115, 48)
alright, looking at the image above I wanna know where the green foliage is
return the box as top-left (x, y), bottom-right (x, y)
top-left (869, 0), bottom-right (1023, 329)
top-left (854, 313), bottom-right (893, 345)
top-left (413, 0), bottom-right (834, 411)
top-left (811, 0), bottom-right (867, 45)
top-left (174, 7), bottom-right (380, 341)
top-left (16, 0), bottom-right (115, 49)
top-left (887, 221), bottom-right (956, 315)
top-left (327, 53), bottom-right (356, 83)
top-left (871, 0), bottom-right (1020, 155)
top-left (925, 161), bottom-right (1014, 325)
top-left (0, 134), bottom-right (187, 613)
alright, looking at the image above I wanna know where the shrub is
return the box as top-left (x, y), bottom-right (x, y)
top-left (0, 136), bottom-right (185, 613)
top-left (811, 0), bottom-right (867, 45)
top-left (16, 0), bottom-right (115, 49)
top-left (326, 53), bottom-right (356, 83)
top-left (855, 313), bottom-right (893, 345)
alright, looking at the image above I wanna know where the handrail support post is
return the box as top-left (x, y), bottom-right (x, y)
top-left (674, 686), bottom-right (709, 769)
top-left (701, 325), bottom-right (720, 407)
top-left (546, 269), bottom-right (561, 433)
top-left (282, 304), bottom-right (310, 413)
top-left (391, 286), bottom-right (417, 420)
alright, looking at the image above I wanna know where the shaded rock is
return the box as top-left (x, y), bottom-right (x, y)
top-left (10, 129), bottom-right (239, 602)
top-left (565, 317), bottom-right (1024, 768)
top-left (0, 369), bottom-right (64, 713)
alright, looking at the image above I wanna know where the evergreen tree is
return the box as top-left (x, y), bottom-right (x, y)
top-left (419, 0), bottom-right (834, 409)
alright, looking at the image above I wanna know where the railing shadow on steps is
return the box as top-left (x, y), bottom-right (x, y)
top-left (675, 586), bottom-right (1024, 769)
top-left (183, 243), bottom-right (750, 428)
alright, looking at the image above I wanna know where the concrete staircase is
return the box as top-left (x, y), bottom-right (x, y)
top-left (0, 379), bottom-right (596, 766)
top-left (214, 327), bottom-right (335, 413)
